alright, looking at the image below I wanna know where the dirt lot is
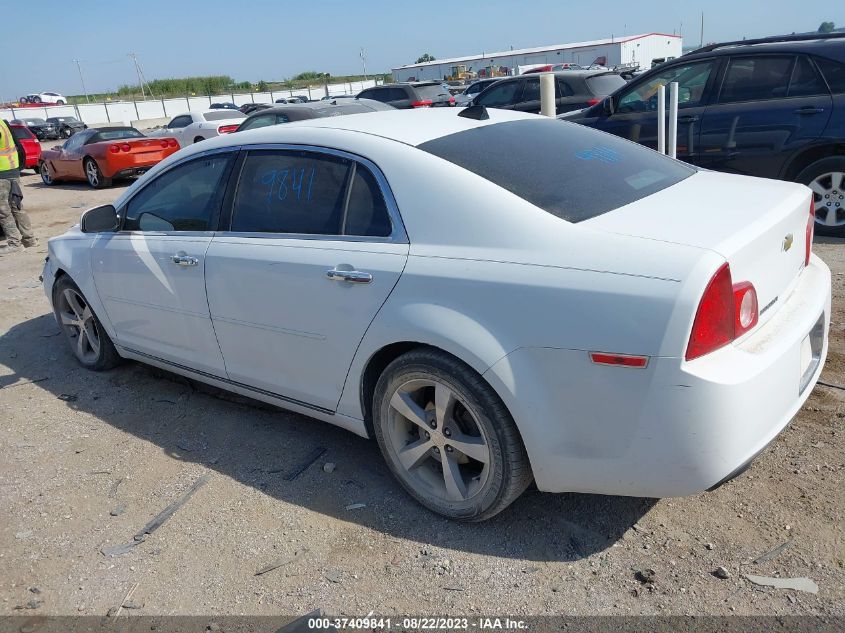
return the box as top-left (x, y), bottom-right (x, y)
top-left (1, 171), bottom-right (844, 618)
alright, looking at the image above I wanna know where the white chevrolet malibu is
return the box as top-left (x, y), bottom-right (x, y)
top-left (42, 107), bottom-right (830, 521)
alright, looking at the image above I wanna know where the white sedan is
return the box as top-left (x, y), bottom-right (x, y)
top-left (148, 110), bottom-right (245, 147)
top-left (42, 108), bottom-right (830, 521)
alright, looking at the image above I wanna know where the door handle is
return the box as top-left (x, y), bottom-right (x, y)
top-left (794, 106), bottom-right (825, 115)
top-left (326, 269), bottom-right (373, 284)
top-left (677, 115), bottom-right (699, 123)
top-left (171, 254), bottom-right (199, 267)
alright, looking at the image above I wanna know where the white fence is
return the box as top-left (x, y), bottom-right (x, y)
top-left (0, 79), bottom-right (381, 127)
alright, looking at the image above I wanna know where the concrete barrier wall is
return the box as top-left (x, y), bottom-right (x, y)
top-left (0, 79), bottom-right (381, 127)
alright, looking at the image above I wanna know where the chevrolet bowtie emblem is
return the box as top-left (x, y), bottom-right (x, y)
top-left (782, 233), bottom-right (794, 252)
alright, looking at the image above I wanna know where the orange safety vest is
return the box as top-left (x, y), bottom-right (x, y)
top-left (0, 120), bottom-right (20, 172)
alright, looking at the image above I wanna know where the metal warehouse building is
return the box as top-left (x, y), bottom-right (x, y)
top-left (392, 33), bottom-right (683, 81)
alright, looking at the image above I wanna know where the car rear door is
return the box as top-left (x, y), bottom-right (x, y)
top-left (204, 147), bottom-right (409, 412)
top-left (90, 150), bottom-right (236, 375)
top-left (698, 54), bottom-right (833, 177)
top-left (581, 58), bottom-right (719, 165)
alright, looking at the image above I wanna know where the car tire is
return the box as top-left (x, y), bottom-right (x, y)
top-left (57, 100), bottom-right (65, 105)
top-left (372, 347), bottom-right (533, 521)
top-left (193, 136), bottom-right (205, 144)
top-left (62, 127), bottom-right (72, 138)
top-left (32, 162), bottom-right (40, 174)
top-left (796, 156), bottom-right (845, 237)
top-left (52, 276), bottom-right (122, 371)
top-left (39, 161), bottom-right (54, 185)
top-left (84, 158), bottom-right (111, 189)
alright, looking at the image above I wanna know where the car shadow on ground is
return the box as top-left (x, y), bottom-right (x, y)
top-left (1, 313), bottom-right (655, 562)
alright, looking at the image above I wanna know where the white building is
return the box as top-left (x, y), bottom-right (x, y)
top-left (392, 33), bottom-right (683, 81)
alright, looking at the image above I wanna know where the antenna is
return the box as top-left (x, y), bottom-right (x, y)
top-left (360, 47), bottom-right (368, 81)
top-left (72, 59), bottom-right (89, 103)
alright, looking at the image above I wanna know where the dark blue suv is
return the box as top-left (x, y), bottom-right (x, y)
top-left (566, 34), bottom-right (845, 235)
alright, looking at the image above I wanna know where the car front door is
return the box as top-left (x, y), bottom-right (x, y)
top-left (585, 58), bottom-right (719, 164)
top-left (205, 147), bottom-right (409, 412)
top-left (697, 54), bottom-right (833, 177)
top-left (52, 133), bottom-right (86, 179)
top-left (163, 115), bottom-right (193, 147)
top-left (90, 151), bottom-right (236, 375)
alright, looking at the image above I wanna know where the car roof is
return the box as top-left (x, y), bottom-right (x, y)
top-left (683, 35), bottom-right (845, 63)
top-left (218, 107), bottom-right (537, 148)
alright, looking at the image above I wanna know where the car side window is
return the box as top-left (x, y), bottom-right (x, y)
top-left (815, 57), bottom-right (845, 94)
top-left (788, 56), bottom-right (828, 97)
top-left (476, 81), bottom-right (522, 107)
top-left (555, 78), bottom-right (575, 97)
top-left (231, 150), bottom-right (351, 234)
top-left (63, 134), bottom-right (84, 151)
top-left (240, 114), bottom-right (276, 131)
top-left (390, 88), bottom-right (409, 101)
top-left (168, 115), bottom-right (192, 129)
top-left (275, 113), bottom-right (291, 124)
top-left (718, 56), bottom-right (793, 104)
top-left (344, 165), bottom-right (392, 237)
top-left (367, 89), bottom-right (391, 103)
top-left (358, 89), bottom-right (375, 100)
top-left (123, 154), bottom-right (234, 232)
top-left (617, 60), bottom-right (716, 113)
top-left (521, 78), bottom-right (541, 102)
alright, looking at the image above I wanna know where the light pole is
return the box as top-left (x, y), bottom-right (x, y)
top-left (73, 59), bottom-right (90, 103)
top-left (360, 47), bottom-right (368, 81)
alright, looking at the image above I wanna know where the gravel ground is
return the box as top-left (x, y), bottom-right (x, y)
top-left (1, 171), bottom-right (844, 618)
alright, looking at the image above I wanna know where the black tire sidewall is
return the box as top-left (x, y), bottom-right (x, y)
top-left (797, 156), bottom-right (845, 237)
top-left (52, 277), bottom-right (119, 371)
top-left (373, 350), bottom-right (522, 520)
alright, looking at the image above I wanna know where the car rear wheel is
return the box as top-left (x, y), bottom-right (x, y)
top-left (52, 276), bottom-right (121, 371)
top-left (797, 157), bottom-right (845, 237)
top-left (39, 161), bottom-right (54, 185)
top-left (84, 158), bottom-right (111, 189)
top-left (372, 348), bottom-right (533, 521)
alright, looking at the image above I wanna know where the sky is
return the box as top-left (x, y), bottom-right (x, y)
top-left (0, 0), bottom-right (838, 99)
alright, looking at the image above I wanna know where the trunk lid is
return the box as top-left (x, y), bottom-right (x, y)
top-left (585, 170), bottom-right (812, 329)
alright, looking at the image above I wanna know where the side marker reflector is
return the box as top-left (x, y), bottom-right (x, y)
top-left (589, 352), bottom-right (649, 368)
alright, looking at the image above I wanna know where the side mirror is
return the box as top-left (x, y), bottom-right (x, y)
top-left (81, 204), bottom-right (119, 233)
top-left (52, 145), bottom-right (62, 151)
top-left (603, 96), bottom-right (616, 116)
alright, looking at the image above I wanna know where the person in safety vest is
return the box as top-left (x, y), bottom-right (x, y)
top-left (0, 120), bottom-right (37, 255)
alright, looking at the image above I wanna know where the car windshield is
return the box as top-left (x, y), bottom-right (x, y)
top-left (418, 119), bottom-right (695, 223)
top-left (204, 111), bottom-right (244, 121)
top-left (24, 118), bottom-right (46, 125)
top-left (585, 74), bottom-right (627, 95)
top-left (90, 128), bottom-right (145, 142)
top-left (49, 117), bottom-right (79, 123)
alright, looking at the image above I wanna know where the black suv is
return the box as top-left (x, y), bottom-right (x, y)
top-left (472, 70), bottom-right (626, 115)
top-left (357, 82), bottom-right (454, 108)
top-left (566, 33), bottom-right (845, 235)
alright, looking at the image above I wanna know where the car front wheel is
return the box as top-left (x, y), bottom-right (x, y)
top-left (52, 276), bottom-right (122, 371)
top-left (39, 161), bottom-right (54, 185)
top-left (797, 157), bottom-right (845, 237)
top-left (372, 348), bottom-right (533, 521)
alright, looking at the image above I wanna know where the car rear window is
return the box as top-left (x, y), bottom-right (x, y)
top-left (585, 74), bottom-right (626, 95)
top-left (10, 126), bottom-right (35, 140)
top-left (415, 85), bottom-right (450, 100)
top-left (90, 128), bottom-right (145, 142)
top-left (204, 111), bottom-right (244, 121)
top-left (418, 119), bottom-right (695, 223)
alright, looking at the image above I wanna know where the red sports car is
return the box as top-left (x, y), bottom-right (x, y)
top-left (8, 123), bottom-right (42, 173)
top-left (39, 126), bottom-right (179, 188)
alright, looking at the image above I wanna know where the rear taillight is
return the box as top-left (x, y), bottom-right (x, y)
top-left (806, 196), bottom-right (815, 267)
top-left (411, 100), bottom-right (433, 108)
top-left (586, 98), bottom-right (600, 106)
top-left (686, 263), bottom-right (759, 361)
top-left (160, 139), bottom-right (170, 148)
top-left (168, 138), bottom-right (178, 148)
top-left (109, 144), bottom-right (120, 153)
top-left (217, 124), bottom-right (239, 134)
top-left (120, 143), bottom-right (131, 152)
top-left (449, 96), bottom-right (456, 105)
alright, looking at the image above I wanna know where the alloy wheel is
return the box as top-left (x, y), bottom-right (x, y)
top-left (810, 171), bottom-right (845, 227)
top-left (57, 288), bottom-right (101, 363)
top-left (40, 163), bottom-right (53, 185)
top-left (385, 378), bottom-right (491, 502)
top-left (85, 161), bottom-right (100, 187)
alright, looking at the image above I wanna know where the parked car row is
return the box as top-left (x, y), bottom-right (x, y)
top-left (10, 116), bottom-right (86, 140)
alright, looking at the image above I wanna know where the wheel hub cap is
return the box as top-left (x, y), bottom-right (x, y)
top-left (810, 171), bottom-right (845, 227)
top-left (58, 288), bottom-right (100, 363)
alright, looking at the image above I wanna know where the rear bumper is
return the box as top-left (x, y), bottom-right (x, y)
top-left (483, 255), bottom-right (831, 497)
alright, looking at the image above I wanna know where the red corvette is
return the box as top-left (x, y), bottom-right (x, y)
top-left (8, 123), bottom-right (42, 173)
top-left (39, 127), bottom-right (179, 188)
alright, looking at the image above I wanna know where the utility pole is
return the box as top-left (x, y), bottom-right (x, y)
top-left (360, 47), bottom-right (368, 81)
top-left (700, 12), bottom-right (704, 48)
top-left (128, 53), bottom-right (154, 100)
top-left (73, 59), bottom-right (89, 103)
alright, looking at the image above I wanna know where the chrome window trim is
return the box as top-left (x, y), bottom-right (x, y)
top-left (231, 143), bottom-right (408, 244)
